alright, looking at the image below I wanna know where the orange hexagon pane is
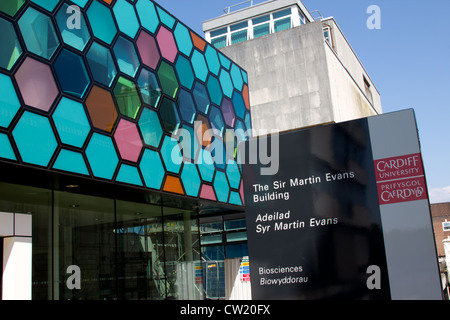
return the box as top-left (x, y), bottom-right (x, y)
top-left (85, 85), bottom-right (118, 132)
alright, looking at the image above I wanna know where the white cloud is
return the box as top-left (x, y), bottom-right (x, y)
top-left (428, 186), bottom-right (450, 204)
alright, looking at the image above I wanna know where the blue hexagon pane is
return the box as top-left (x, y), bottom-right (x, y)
top-left (205, 45), bottom-right (220, 76)
top-left (52, 97), bottom-right (90, 148)
top-left (213, 171), bottom-right (229, 203)
top-left (87, 0), bottom-right (117, 45)
top-left (86, 42), bottom-right (117, 87)
top-left (226, 159), bottom-right (241, 189)
top-left (219, 69), bottom-right (234, 98)
top-left (54, 49), bottom-right (90, 98)
top-left (0, 73), bottom-right (21, 128)
top-left (193, 82), bottom-right (210, 115)
top-left (18, 7), bottom-right (59, 60)
top-left (137, 68), bottom-right (161, 107)
top-left (174, 23), bottom-right (193, 57)
top-left (197, 148), bottom-right (214, 182)
top-left (177, 89), bottom-right (196, 124)
top-left (140, 149), bottom-right (165, 189)
top-left (113, 0), bottom-right (140, 39)
top-left (56, 3), bottom-right (90, 51)
top-left (138, 107), bottom-right (163, 148)
top-left (113, 36), bottom-right (140, 78)
top-left (85, 133), bottom-right (119, 180)
top-left (191, 50), bottom-right (208, 82)
top-left (12, 111), bottom-right (57, 167)
top-left (181, 162), bottom-right (201, 197)
top-left (0, 133), bottom-right (16, 160)
top-left (116, 164), bottom-right (143, 186)
top-left (53, 149), bottom-right (89, 175)
top-left (161, 136), bottom-right (182, 174)
top-left (136, 0), bottom-right (159, 34)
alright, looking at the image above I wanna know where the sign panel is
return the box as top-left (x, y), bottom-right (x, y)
top-left (242, 109), bottom-right (442, 300)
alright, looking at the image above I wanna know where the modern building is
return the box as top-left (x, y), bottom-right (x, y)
top-left (203, 0), bottom-right (382, 133)
top-left (0, 0), bottom-right (252, 300)
top-left (431, 202), bottom-right (450, 298)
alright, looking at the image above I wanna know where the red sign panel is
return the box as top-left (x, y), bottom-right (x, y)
top-left (374, 153), bottom-right (428, 205)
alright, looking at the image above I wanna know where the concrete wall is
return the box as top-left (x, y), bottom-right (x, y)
top-left (220, 21), bottom-right (334, 133)
top-left (218, 19), bottom-right (382, 134)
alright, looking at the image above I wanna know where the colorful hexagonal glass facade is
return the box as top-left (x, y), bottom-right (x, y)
top-left (0, 0), bottom-right (251, 207)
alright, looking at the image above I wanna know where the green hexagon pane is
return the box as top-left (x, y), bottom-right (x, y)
top-left (114, 76), bottom-right (141, 119)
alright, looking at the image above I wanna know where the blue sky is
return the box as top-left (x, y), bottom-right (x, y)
top-left (158, 0), bottom-right (450, 203)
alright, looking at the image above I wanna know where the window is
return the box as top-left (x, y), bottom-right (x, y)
top-left (324, 26), bottom-right (332, 46)
top-left (208, 6), bottom-right (308, 48)
top-left (252, 14), bottom-right (271, 39)
top-left (230, 21), bottom-right (248, 45)
top-left (363, 75), bottom-right (373, 104)
top-left (273, 8), bottom-right (292, 32)
top-left (210, 27), bottom-right (228, 49)
top-left (443, 221), bottom-right (450, 231)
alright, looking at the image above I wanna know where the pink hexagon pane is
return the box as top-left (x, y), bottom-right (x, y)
top-left (156, 26), bottom-right (177, 63)
top-left (137, 31), bottom-right (160, 70)
top-left (114, 119), bottom-right (143, 163)
top-left (15, 57), bottom-right (58, 112)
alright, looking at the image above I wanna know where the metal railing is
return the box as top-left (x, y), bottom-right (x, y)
top-left (223, 0), bottom-right (269, 14)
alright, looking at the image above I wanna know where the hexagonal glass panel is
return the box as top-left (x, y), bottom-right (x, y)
top-left (214, 171), bottom-right (230, 202)
top-left (204, 45), bottom-right (220, 76)
top-left (207, 75), bottom-right (223, 106)
top-left (114, 119), bottom-right (143, 163)
top-left (0, 0), bottom-right (25, 17)
top-left (210, 136), bottom-right (227, 170)
top-left (221, 98), bottom-right (236, 127)
top-left (219, 69), bottom-right (234, 98)
top-left (113, 0), bottom-right (139, 39)
top-left (85, 85), bottom-right (118, 132)
top-left (209, 106), bottom-right (225, 136)
top-left (0, 133), bottom-right (16, 161)
top-left (15, 57), bottom-right (58, 112)
top-left (136, 0), bottom-right (159, 34)
top-left (30, 0), bottom-right (59, 12)
top-left (12, 111), bottom-right (57, 167)
top-left (230, 63), bottom-right (244, 92)
top-left (87, 0), bottom-right (117, 45)
top-left (232, 91), bottom-right (246, 119)
top-left (54, 49), bottom-right (91, 98)
top-left (163, 175), bottom-right (184, 195)
top-left (226, 159), bottom-right (241, 190)
top-left (195, 114), bottom-right (212, 148)
top-left (159, 98), bottom-right (180, 134)
top-left (178, 125), bottom-right (198, 163)
top-left (156, 5), bottom-right (175, 29)
top-left (160, 136), bottom-right (182, 174)
top-left (177, 89), bottom-right (196, 124)
top-left (18, 7), bottom-right (59, 60)
top-left (175, 55), bottom-right (195, 90)
top-left (116, 164), bottom-right (143, 186)
top-left (53, 149), bottom-right (89, 176)
top-left (139, 149), bottom-right (165, 190)
top-left (136, 31), bottom-right (160, 70)
top-left (197, 148), bottom-right (214, 182)
top-left (174, 23), bottom-right (193, 57)
top-left (191, 50), bottom-right (208, 82)
top-left (156, 26), bottom-right (177, 63)
top-left (157, 62), bottom-right (179, 99)
top-left (85, 132), bottom-right (119, 180)
top-left (138, 107), bottom-right (163, 148)
top-left (0, 18), bottom-right (22, 71)
top-left (181, 162), bottom-right (201, 197)
top-left (113, 36), bottom-right (140, 78)
top-left (0, 73), bottom-right (21, 128)
top-left (193, 82), bottom-right (210, 115)
top-left (86, 41), bottom-right (117, 87)
top-left (137, 68), bottom-right (161, 108)
top-left (114, 76), bottom-right (141, 119)
top-left (52, 97), bottom-right (91, 148)
top-left (56, 3), bottom-right (90, 51)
